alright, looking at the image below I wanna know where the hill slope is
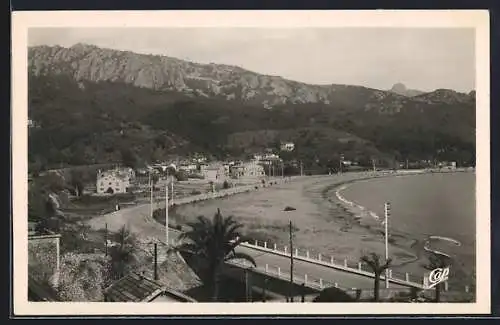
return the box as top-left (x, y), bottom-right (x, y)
top-left (27, 44), bottom-right (476, 171)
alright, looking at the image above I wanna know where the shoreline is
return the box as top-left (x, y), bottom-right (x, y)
top-left (159, 169), bottom-right (474, 287)
top-left (327, 169), bottom-right (474, 286)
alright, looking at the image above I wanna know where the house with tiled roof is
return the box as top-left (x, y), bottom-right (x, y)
top-left (96, 167), bottom-right (135, 194)
top-left (103, 272), bottom-right (197, 302)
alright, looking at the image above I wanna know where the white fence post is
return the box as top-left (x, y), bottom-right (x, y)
top-left (358, 262), bottom-right (362, 271)
top-left (278, 267), bottom-right (281, 277)
top-left (304, 274), bottom-right (308, 285)
top-left (295, 248), bottom-right (298, 256)
top-left (331, 256), bottom-right (334, 264)
top-left (444, 281), bottom-right (449, 292)
top-left (306, 250), bottom-right (310, 258)
top-left (334, 282), bottom-right (338, 288)
top-left (255, 240), bottom-right (258, 246)
top-left (284, 246), bottom-right (287, 254)
top-left (264, 242), bottom-right (267, 249)
top-left (265, 264), bottom-right (269, 273)
top-left (344, 259), bottom-right (348, 268)
top-left (318, 253), bottom-right (322, 261)
top-left (405, 273), bottom-right (410, 282)
top-left (319, 278), bottom-right (324, 289)
top-left (388, 269), bottom-right (393, 278)
top-left (273, 243), bottom-right (277, 251)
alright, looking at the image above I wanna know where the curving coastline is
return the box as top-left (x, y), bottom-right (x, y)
top-left (331, 169), bottom-right (471, 262)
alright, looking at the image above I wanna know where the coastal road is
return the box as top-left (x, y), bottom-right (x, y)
top-left (86, 187), bottom-right (406, 291)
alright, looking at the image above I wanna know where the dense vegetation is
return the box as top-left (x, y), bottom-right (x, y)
top-left (28, 74), bottom-right (475, 173)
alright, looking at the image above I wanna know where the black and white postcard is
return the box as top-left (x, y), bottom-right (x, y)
top-left (11, 10), bottom-right (490, 315)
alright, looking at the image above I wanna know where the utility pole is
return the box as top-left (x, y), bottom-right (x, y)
top-left (339, 154), bottom-right (344, 175)
top-left (104, 222), bottom-right (108, 257)
top-left (372, 158), bottom-right (376, 172)
top-left (171, 178), bottom-right (174, 206)
top-left (289, 220), bottom-right (294, 302)
top-left (149, 171), bottom-right (153, 219)
top-left (165, 185), bottom-right (169, 245)
top-left (384, 202), bottom-right (390, 289)
top-left (154, 243), bottom-right (158, 280)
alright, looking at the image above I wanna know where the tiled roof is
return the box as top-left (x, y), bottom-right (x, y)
top-left (104, 273), bottom-right (165, 302)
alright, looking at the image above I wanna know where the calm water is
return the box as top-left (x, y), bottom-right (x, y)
top-left (341, 172), bottom-right (476, 253)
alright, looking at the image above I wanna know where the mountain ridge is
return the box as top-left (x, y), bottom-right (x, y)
top-left (27, 44), bottom-right (476, 172)
top-left (28, 44), bottom-right (473, 110)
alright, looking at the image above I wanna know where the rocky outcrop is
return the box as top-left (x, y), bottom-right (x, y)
top-left (389, 83), bottom-right (424, 97)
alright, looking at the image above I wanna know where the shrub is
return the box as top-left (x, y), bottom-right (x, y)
top-left (175, 224), bottom-right (182, 231)
top-left (222, 180), bottom-right (230, 189)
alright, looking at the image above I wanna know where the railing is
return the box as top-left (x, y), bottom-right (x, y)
top-left (227, 258), bottom-right (348, 292)
top-left (238, 239), bottom-right (425, 289)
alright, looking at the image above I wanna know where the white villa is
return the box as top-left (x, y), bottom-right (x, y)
top-left (96, 167), bottom-right (136, 194)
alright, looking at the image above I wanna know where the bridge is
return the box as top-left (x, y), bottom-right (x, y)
top-left (153, 227), bottom-right (425, 293)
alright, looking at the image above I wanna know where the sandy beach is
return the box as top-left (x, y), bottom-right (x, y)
top-left (171, 172), bottom-right (424, 277)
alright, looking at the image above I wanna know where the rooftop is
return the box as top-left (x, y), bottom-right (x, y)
top-left (104, 273), bottom-right (165, 302)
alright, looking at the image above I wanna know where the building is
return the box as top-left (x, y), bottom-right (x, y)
top-left (199, 163), bottom-right (226, 182)
top-left (28, 229), bottom-right (62, 288)
top-left (104, 272), bottom-right (197, 302)
top-left (280, 142), bottom-right (295, 152)
top-left (96, 167), bottom-right (135, 194)
top-left (230, 160), bottom-right (266, 179)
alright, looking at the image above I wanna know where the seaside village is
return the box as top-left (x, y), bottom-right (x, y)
top-left (27, 141), bottom-right (469, 303)
top-left (94, 151), bottom-right (285, 197)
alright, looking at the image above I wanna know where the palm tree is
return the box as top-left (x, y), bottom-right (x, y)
top-left (360, 252), bottom-right (392, 302)
top-left (175, 209), bottom-right (256, 302)
top-left (425, 253), bottom-right (450, 302)
top-left (108, 225), bottom-right (137, 280)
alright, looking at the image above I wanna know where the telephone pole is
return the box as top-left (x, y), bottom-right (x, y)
top-left (154, 243), bottom-right (158, 280)
top-left (165, 185), bottom-right (169, 245)
top-left (289, 220), bottom-right (295, 302)
top-left (149, 171), bottom-right (153, 218)
top-left (104, 222), bottom-right (108, 257)
top-left (384, 202), bottom-right (390, 289)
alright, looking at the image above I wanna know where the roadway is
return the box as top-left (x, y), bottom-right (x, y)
top-left (87, 197), bottom-right (405, 291)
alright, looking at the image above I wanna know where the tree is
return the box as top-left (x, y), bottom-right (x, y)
top-left (425, 253), bottom-right (450, 303)
top-left (120, 148), bottom-right (139, 169)
top-left (69, 170), bottom-right (85, 197)
top-left (360, 252), bottom-right (392, 302)
top-left (174, 209), bottom-right (256, 301)
top-left (108, 226), bottom-right (138, 280)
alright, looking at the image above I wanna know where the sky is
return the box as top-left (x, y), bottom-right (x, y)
top-left (28, 28), bottom-right (475, 93)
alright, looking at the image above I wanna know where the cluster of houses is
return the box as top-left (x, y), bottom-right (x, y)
top-left (95, 152), bottom-right (287, 195)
